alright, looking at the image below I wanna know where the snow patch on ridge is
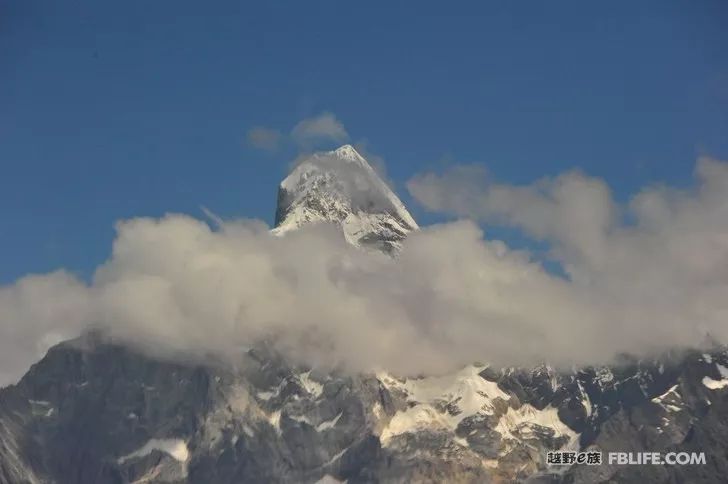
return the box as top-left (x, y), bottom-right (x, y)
top-left (317, 412), bottom-right (342, 431)
top-left (702, 377), bottom-right (728, 390)
top-left (299, 370), bottom-right (324, 398)
top-left (494, 404), bottom-right (579, 449)
top-left (379, 405), bottom-right (451, 445)
top-left (652, 384), bottom-right (683, 412)
top-left (118, 438), bottom-right (189, 463)
top-left (315, 475), bottom-right (345, 484)
top-left (268, 410), bottom-right (282, 434)
top-left (377, 365), bottom-right (509, 444)
top-left (378, 364), bottom-right (509, 420)
top-left (377, 365), bottom-right (578, 451)
top-left (703, 364), bottom-right (728, 390)
top-left (577, 381), bottom-right (592, 417)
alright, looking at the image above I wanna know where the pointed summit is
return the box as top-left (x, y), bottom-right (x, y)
top-left (330, 144), bottom-right (366, 163)
top-left (273, 145), bottom-right (418, 253)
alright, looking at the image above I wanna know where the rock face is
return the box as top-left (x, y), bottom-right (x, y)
top-left (1, 145), bottom-right (727, 483)
top-left (2, 337), bottom-right (728, 484)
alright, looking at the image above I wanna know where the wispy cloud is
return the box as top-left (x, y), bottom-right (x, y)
top-left (246, 126), bottom-right (282, 152)
top-left (291, 112), bottom-right (349, 146)
top-left (246, 112), bottom-right (350, 154)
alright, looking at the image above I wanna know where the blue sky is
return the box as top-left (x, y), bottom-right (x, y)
top-left (2, 0), bottom-right (727, 284)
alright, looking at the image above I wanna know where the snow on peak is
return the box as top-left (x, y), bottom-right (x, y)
top-left (332, 144), bottom-right (366, 163)
top-left (273, 145), bottom-right (418, 253)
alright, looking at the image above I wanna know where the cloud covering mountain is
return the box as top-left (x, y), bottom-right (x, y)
top-left (1, 152), bottom-right (727, 387)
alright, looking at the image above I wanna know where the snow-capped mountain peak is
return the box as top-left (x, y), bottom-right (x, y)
top-left (273, 145), bottom-right (418, 253)
top-left (328, 144), bottom-right (367, 163)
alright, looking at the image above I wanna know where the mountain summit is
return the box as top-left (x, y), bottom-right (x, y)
top-left (273, 145), bottom-right (418, 253)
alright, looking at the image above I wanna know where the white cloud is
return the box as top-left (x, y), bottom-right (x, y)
top-left (0, 271), bottom-right (90, 386)
top-left (408, 155), bottom-right (728, 351)
top-left (246, 126), bottom-right (282, 152)
top-left (0, 157), bottom-right (727, 387)
top-left (407, 164), bottom-right (618, 274)
top-left (0, 217), bottom-right (599, 384)
top-left (291, 112), bottom-right (349, 146)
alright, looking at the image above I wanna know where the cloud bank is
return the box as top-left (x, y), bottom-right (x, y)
top-left (1, 157), bottom-right (727, 387)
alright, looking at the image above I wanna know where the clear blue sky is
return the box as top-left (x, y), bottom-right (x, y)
top-left (2, 0), bottom-right (727, 283)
